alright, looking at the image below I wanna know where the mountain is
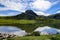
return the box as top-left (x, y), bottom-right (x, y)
top-left (0, 10), bottom-right (60, 20)
top-left (48, 13), bottom-right (60, 19)
top-left (15, 10), bottom-right (38, 20)
top-left (15, 11), bottom-right (60, 19)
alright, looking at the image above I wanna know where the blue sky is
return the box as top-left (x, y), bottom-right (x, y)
top-left (0, 0), bottom-right (60, 16)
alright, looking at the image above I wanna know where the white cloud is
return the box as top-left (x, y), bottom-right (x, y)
top-left (56, 11), bottom-right (60, 13)
top-left (0, 0), bottom-right (59, 11)
top-left (0, 12), bottom-right (19, 16)
top-left (0, 0), bottom-right (26, 12)
top-left (31, 0), bottom-right (58, 11)
top-left (0, 0), bottom-right (58, 11)
top-left (0, 0), bottom-right (59, 16)
top-left (31, 0), bottom-right (51, 11)
top-left (35, 11), bottom-right (50, 16)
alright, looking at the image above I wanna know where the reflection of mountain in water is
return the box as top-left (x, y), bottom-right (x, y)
top-left (34, 26), bottom-right (60, 35)
top-left (0, 23), bottom-right (60, 33)
top-left (48, 23), bottom-right (60, 29)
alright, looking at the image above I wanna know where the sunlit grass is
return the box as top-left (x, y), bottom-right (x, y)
top-left (7, 36), bottom-right (51, 40)
top-left (0, 19), bottom-right (36, 24)
top-left (6, 34), bottom-right (60, 40)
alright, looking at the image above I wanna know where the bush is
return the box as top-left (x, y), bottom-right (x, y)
top-left (31, 32), bottom-right (40, 36)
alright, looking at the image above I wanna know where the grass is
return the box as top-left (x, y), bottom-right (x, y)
top-left (0, 18), bottom-right (60, 25)
top-left (7, 36), bottom-right (51, 40)
top-left (2, 34), bottom-right (60, 40)
top-left (0, 19), bottom-right (36, 24)
top-left (7, 35), bottom-right (60, 40)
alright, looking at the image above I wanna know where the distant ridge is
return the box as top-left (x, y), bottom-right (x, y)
top-left (0, 10), bottom-right (60, 20)
top-left (48, 13), bottom-right (60, 19)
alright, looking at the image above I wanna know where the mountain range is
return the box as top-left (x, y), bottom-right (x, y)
top-left (15, 10), bottom-right (60, 20)
top-left (0, 10), bottom-right (60, 20)
top-left (48, 13), bottom-right (60, 19)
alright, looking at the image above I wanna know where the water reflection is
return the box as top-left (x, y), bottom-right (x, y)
top-left (0, 26), bottom-right (27, 36)
top-left (0, 23), bottom-right (60, 35)
top-left (34, 26), bottom-right (60, 35)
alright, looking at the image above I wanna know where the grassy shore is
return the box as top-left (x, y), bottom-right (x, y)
top-left (0, 19), bottom-right (36, 24)
top-left (7, 36), bottom-right (50, 40)
top-left (0, 19), bottom-right (60, 25)
top-left (7, 35), bottom-right (60, 40)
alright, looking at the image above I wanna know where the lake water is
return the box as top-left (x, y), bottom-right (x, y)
top-left (34, 26), bottom-right (60, 35)
top-left (0, 23), bottom-right (60, 36)
top-left (0, 26), bottom-right (27, 36)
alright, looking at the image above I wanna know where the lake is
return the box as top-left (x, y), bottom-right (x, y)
top-left (0, 23), bottom-right (60, 36)
top-left (0, 26), bottom-right (27, 36)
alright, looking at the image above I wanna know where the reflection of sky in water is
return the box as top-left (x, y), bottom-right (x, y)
top-left (0, 26), bottom-right (27, 36)
top-left (0, 26), bottom-right (22, 32)
top-left (35, 26), bottom-right (60, 34)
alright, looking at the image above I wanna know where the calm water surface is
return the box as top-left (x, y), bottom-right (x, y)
top-left (0, 23), bottom-right (60, 35)
top-left (0, 26), bottom-right (27, 36)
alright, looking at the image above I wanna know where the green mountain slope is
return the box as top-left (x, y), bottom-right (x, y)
top-left (15, 10), bottom-right (38, 20)
top-left (48, 13), bottom-right (60, 19)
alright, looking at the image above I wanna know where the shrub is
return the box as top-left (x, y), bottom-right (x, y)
top-left (31, 32), bottom-right (40, 36)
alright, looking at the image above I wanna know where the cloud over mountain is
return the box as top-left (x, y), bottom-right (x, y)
top-left (0, 0), bottom-right (59, 16)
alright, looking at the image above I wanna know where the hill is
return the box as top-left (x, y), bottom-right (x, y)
top-left (48, 13), bottom-right (60, 19)
top-left (15, 10), bottom-right (38, 20)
